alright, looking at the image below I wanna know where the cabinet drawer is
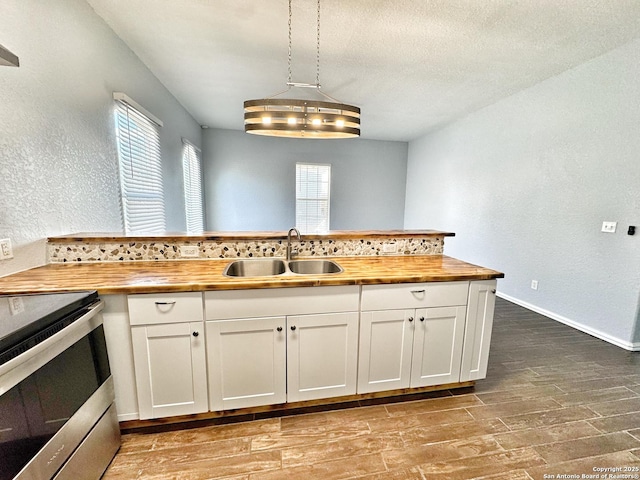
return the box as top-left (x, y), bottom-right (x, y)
top-left (205, 286), bottom-right (359, 320)
top-left (128, 292), bottom-right (203, 325)
top-left (361, 282), bottom-right (469, 311)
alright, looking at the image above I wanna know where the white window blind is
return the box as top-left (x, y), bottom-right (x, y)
top-left (296, 163), bottom-right (331, 234)
top-left (113, 93), bottom-right (166, 233)
top-left (182, 139), bottom-right (204, 233)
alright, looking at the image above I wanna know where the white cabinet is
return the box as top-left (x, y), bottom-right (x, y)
top-left (206, 316), bottom-right (286, 411)
top-left (410, 306), bottom-right (466, 387)
top-left (357, 309), bottom-right (413, 392)
top-left (101, 294), bottom-right (139, 421)
top-left (358, 282), bottom-right (469, 393)
top-left (287, 312), bottom-right (359, 402)
top-left (460, 280), bottom-right (497, 381)
top-left (205, 286), bottom-right (359, 409)
top-left (128, 293), bottom-right (207, 420)
top-left (118, 279), bottom-right (496, 420)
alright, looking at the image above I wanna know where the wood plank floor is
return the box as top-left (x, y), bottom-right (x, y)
top-left (102, 298), bottom-right (640, 479)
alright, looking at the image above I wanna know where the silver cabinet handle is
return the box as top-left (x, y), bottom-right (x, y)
top-left (192, 331), bottom-right (199, 337)
top-left (155, 301), bottom-right (176, 305)
top-left (491, 289), bottom-right (496, 294)
top-left (408, 317), bottom-right (414, 322)
top-left (290, 325), bottom-right (296, 331)
top-left (419, 316), bottom-right (425, 322)
top-left (410, 290), bottom-right (425, 294)
top-left (277, 326), bottom-right (283, 332)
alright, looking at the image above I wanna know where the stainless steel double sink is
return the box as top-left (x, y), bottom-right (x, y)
top-left (223, 258), bottom-right (343, 277)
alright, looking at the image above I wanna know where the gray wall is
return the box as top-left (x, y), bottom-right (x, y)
top-left (0, 0), bottom-right (201, 276)
top-left (203, 129), bottom-right (408, 231)
top-left (405, 39), bottom-right (640, 348)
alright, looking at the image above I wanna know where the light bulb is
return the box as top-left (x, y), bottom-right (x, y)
top-left (336, 119), bottom-right (345, 128)
top-left (262, 116), bottom-right (271, 125)
top-left (288, 117), bottom-right (297, 125)
top-left (312, 118), bottom-right (322, 126)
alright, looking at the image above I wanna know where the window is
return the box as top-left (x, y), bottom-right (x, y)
top-left (296, 163), bottom-right (331, 234)
top-left (182, 139), bottom-right (204, 233)
top-left (113, 92), bottom-right (165, 233)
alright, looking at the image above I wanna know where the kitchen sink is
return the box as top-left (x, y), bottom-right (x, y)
top-left (288, 260), bottom-right (343, 275)
top-left (223, 259), bottom-right (286, 277)
top-left (223, 259), bottom-right (343, 277)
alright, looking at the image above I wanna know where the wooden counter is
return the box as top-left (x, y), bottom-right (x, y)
top-left (0, 255), bottom-right (503, 296)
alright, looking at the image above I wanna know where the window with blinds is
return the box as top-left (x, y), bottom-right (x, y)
top-left (113, 93), bottom-right (166, 233)
top-left (296, 163), bottom-right (331, 234)
top-left (182, 139), bottom-right (204, 233)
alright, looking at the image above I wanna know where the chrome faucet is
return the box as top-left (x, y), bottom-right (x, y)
top-left (286, 227), bottom-right (301, 261)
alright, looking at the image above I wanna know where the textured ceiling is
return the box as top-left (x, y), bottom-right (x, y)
top-left (87, 0), bottom-right (640, 141)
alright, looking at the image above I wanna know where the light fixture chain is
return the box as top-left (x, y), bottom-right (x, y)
top-left (316, 0), bottom-right (321, 87)
top-left (288, 0), bottom-right (292, 85)
top-left (243, 0), bottom-right (360, 138)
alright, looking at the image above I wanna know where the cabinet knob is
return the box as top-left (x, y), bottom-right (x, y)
top-left (491, 289), bottom-right (496, 294)
top-left (290, 325), bottom-right (297, 331)
top-left (277, 326), bottom-right (283, 332)
top-left (192, 331), bottom-right (199, 337)
top-left (419, 316), bottom-right (425, 322)
top-left (408, 317), bottom-right (414, 322)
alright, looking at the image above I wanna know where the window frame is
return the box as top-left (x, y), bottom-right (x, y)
top-left (182, 138), bottom-right (205, 233)
top-left (295, 163), bottom-right (331, 234)
top-left (113, 92), bottom-right (166, 234)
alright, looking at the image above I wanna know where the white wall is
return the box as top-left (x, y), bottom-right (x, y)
top-left (0, 0), bottom-right (201, 276)
top-left (203, 128), bottom-right (408, 231)
top-left (405, 39), bottom-right (640, 349)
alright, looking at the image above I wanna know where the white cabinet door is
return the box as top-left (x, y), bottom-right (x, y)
top-left (357, 309), bottom-right (414, 393)
top-left (410, 306), bottom-right (466, 388)
top-left (460, 280), bottom-right (497, 381)
top-left (206, 317), bottom-right (286, 411)
top-left (287, 312), bottom-right (359, 402)
top-left (131, 321), bottom-right (207, 419)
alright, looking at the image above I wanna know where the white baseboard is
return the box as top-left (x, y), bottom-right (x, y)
top-left (496, 292), bottom-right (640, 352)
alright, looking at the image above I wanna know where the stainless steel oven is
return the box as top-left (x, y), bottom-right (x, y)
top-left (0, 291), bottom-right (120, 480)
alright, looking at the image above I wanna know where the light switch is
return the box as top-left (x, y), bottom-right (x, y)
top-left (601, 221), bottom-right (617, 233)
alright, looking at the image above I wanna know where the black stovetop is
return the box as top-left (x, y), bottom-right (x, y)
top-left (0, 291), bottom-right (98, 355)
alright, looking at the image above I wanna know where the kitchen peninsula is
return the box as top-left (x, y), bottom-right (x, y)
top-left (0, 230), bottom-right (503, 428)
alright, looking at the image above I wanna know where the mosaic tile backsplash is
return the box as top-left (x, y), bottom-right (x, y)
top-left (48, 237), bottom-right (445, 262)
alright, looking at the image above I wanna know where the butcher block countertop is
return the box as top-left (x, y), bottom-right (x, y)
top-left (0, 255), bottom-right (503, 296)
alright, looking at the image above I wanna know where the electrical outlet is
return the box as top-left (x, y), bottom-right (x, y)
top-left (179, 245), bottom-right (200, 258)
top-left (8, 297), bottom-right (25, 315)
top-left (601, 221), bottom-right (617, 233)
top-left (531, 280), bottom-right (538, 290)
top-left (0, 238), bottom-right (13, 259)
top-left (382, 243), bottom-right (397, 254)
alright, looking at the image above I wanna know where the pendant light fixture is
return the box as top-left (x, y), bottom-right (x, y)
top-left (244, 0), bottom-right (360, 139)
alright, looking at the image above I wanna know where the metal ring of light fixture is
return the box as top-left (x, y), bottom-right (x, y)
top-left (244, 98), bottom-right (360, 139)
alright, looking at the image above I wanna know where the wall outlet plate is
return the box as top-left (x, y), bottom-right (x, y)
top-left (179, 245), bottom-right (200, 258)
top-left (531, 280), bottom-right (538, 290)
top-left (601, 221), bottom-right (617, 233)
top-left (8, 297), bottom-right (25, 315)
top-left (0, 238), bottom-right (13, 259)
top-left (382, 243), bottom-right (398, 254)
